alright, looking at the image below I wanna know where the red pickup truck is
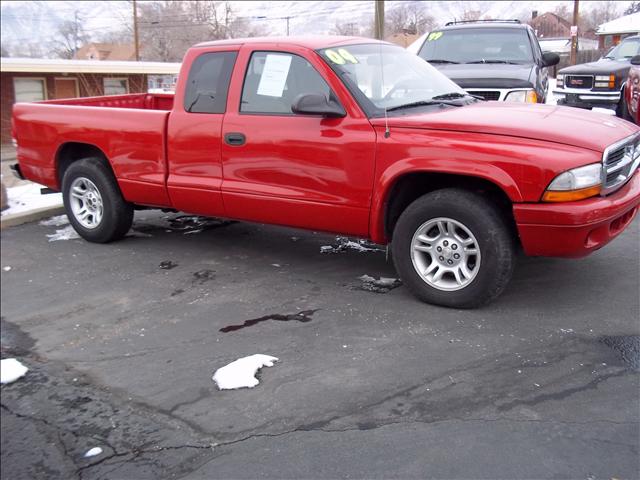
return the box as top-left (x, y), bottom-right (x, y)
top-left (11, 37), bottom-right (640, 308)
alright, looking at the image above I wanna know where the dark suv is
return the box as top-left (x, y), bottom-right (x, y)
top-left (412, 20), bottom-right (559, 103)
top-left (553, 35), bottom-right (640, 117)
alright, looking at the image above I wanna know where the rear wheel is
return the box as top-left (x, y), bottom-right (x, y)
top-left (62, 157), bottom-right (133, 243)
top-left (391, 189), bottom-right (515, 308)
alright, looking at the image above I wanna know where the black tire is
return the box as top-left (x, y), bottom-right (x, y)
top-left (391, 189), bottom-right (515, 309)
top-left (62, 157), bottom-right (134, 243)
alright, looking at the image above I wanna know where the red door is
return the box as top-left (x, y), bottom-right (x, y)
top-left (221, 45), bottom-right (376, 236)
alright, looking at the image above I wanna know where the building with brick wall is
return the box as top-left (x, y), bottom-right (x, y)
top-left (529, 12), bottom-right (572, 39)
top-left (596, 12), bottom-right (640, 50)
top-left (0, 57), bottom-right (180, 144)
top-left (74, 43), bottom-right (137, 61)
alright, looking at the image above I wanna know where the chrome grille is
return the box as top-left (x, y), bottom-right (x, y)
top-left (468, 90), bottom-right (501, 101)
top-left (602, 134), bottom-right (640, 195)
top-left (566, 75), bottom-right (593, 89)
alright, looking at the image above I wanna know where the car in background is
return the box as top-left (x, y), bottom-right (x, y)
top-left (409, 20), bottom-right (558, 103)
top-left (553, 35), bottom-right (640, 117)
top-left (623, 55), bottom-right (640, 124)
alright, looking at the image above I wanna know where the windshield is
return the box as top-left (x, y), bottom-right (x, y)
top-left (604, 37), bottom-right (640, 61)
top-left (317, 43), bottom-right (469, 116)
top-left (418, 27), bottom-right (534, 64)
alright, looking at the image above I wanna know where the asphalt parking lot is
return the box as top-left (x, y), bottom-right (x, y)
top-left (1, 210), bottom-right (639, 480)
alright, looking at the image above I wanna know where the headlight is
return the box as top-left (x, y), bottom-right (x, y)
top-left (594, 74), bottom-right (615, 89)
top-left (542, 163), bottom-right (602, 202)
top-left (505, 90), bottom-right (538, 103)
top-left (556, 74), bottom-right (564, 88)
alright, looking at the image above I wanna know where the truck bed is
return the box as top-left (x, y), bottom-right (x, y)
top-left (41, 93), bottom-right (174, 111)
top-left (12, 93), bottom-right (174, 206)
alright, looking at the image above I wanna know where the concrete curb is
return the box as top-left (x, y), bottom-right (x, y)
top-left (1, 205), bottom-right (66, 230)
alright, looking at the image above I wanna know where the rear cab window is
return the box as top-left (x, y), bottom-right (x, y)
top-left (184, 51), bottom-right (237, 113)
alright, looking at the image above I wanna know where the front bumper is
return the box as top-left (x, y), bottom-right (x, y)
top-left (514, 172), bottom-right (640, 258)
top-left (553, 87), bottom-right (621, 111)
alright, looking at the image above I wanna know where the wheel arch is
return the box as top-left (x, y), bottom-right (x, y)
top-left (55, 142), bottom-right (112, 190)
top-left (375, 170), bottom-right (519, 244)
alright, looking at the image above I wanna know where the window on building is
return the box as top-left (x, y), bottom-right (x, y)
top-left (103, 78), bottom-right (129, 95)
top-left (240, 52), bottom-right (332, 115)
top-left (13, 78), bottom-right (46, 102)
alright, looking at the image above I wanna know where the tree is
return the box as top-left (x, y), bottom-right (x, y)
top-left (332, 21), bottom-right (362, 36)
top-left (50, 12), bottom-right (89, 59)
top-left (132, 1), bottom-right (266, 62)
top-left (553, 4), bottom-right (571, 21)
top-left (624, 1), bottom-right (640, 14)
top-left (387, 3), bottom-right (434, 35)
top-left (460, 10), bottom-right (482, 22)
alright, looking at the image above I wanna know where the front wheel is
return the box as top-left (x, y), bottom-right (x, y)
top-left (62, 157), bottom-right (134, 243)
top-left (391, 189), bottom-right (515, 308)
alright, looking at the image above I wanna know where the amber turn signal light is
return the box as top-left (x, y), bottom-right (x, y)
top-left (542, 185), bottom-right (601, 202)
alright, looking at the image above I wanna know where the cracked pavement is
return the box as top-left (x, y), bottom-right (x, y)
top-left (1, 210), bottom-right (639, 479)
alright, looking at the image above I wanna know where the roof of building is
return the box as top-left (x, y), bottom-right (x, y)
top-left (530, 12), bottom-right (572, 28)
top-left (0, 57), bottom-right (181, 74)
top-left (74, 43), bottom-right (136, 61)
top-left (538, 37), bottom-right (599, 53)
top-left (597, 12), bottom-right (640, 36)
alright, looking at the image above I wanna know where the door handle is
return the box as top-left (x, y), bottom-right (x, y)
top-left (224, 132), bottom-right (246, 146)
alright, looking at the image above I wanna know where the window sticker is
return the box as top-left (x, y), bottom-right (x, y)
top-left (324, 48), bottom-right (359, 65)
top-left (427, 31), bottom-right (443, 41)
top-left (256, 54), bottom-right (292, 97)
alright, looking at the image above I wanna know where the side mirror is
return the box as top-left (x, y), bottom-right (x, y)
top-left (291, 93), bottom-right (346, 118)
top-left (541, 52), bottom-right (560, 67)
top-left (631, 55), bottom-right (640, 65)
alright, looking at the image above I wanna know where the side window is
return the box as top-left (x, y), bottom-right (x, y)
top-left (184, 51), bottom-right (237, 114)
top-left (240, 51), bottom-right (332, 114)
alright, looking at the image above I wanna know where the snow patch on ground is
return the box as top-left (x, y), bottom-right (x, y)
top-left (357, 275), bottom-right (402, 293)
top-left (212, 354), bottom-right (279, 390)
top-left (1, 183), bottom-right (62, 217)
top-left (46, 225), bottom-right (80, 242)
top-left (1, 358), bottom-right (29, 384)
top-left (320, 236), bottom-right (383, 254)
top-left (83, 447), bottom-right (103, 458)
top-left (39, 214), bottom-right (69, 227)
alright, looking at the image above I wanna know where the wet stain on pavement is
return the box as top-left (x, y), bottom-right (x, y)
top-left (600, 335), bottom-right (640, 371)
top-left (159, 260), bottom-right (178, 270)
top-left (167, 215), bottom-right (235, 233)
top-left (133, 214), bottom-right (235, 236)
top-left (220, 309), bottom-right (319, 333)
top-left (0, 318), bottom-right (35, 357)
top-left (192, 269), bottom-right (215, 284)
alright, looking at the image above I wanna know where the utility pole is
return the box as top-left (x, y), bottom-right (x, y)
top-left (374, 0), bottom-right (384, 40)
top-left (569, 0), bottom-right (579, 65)
top-left (133, 0), bottom-right (140, 61)
top-left (285, 16), bottom-right (291, 36)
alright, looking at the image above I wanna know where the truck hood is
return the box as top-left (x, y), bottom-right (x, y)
top-left (371, 102), bottom-right (638, 152)
top-left (434, 63), bottom-right (534, 89)
top-left (558, 58), bottom-right (630, 77)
